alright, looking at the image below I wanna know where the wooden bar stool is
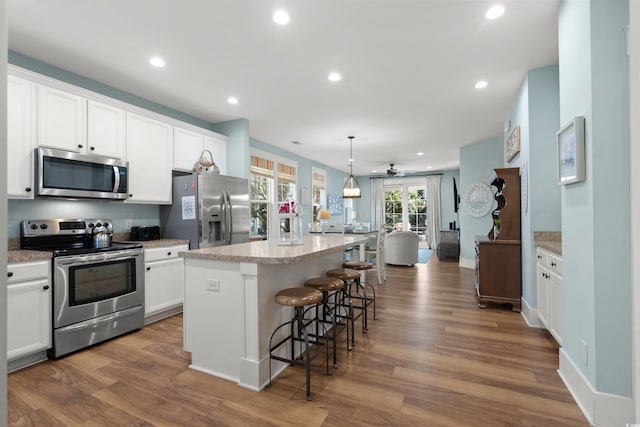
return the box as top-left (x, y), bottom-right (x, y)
top-left (342, 260), bottom-right (377, 331)
top-left (325, 268), bottom-right (363, 343)
top-left (268, 287), bottom-right (328, 401)
top-left (304, 277), bottom-right (350, 368)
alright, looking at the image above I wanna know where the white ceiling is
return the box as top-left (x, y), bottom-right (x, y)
top-left (8, 0), bottom-right (559, 176)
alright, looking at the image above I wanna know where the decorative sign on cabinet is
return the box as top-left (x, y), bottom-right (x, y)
top-left (476, 167), bottom-right (522, 312)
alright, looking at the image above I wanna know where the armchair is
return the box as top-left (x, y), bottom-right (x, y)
top-left (384, 231), bottom-right (419, 266)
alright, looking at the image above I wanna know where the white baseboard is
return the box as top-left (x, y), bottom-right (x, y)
top-left (558, 348), bottom-right (635, 426)
top-left (459, 257), bottom-right (475, 269)
top-left (520, 296), bottom-right (544, 328)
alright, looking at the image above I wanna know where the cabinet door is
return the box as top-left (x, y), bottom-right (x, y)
top-left (549, 273), bottom-right (563, 345)
top-left (126, 112), bottom-right (173, 204)
top-left (145, 257), bottom-right (185, 315)
top-left (536, 264), bottom-right (549, 327)
top-left (7, 279), bottom-right (52, 360)
top-left (87, 100), bottom-right (126, 159)
top-left (173, 126), bottom-right (204, 172)
top-left (37, 84), bottom-right (86, 152)
top-left (204, 135), bottom-right (227, 175)
top-left (7, 75), bottom-right (35, 198)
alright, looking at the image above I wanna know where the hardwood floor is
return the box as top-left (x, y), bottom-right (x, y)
top-left (8, 259), bottom-right (588, 426)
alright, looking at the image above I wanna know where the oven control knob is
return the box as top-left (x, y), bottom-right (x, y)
top-left (43, 285), bottom-right (50, 290)
top-left (40, 224), bottom-right (48, 230)
top-left (88, 223), bottom-right (94, 228)
top-left (30, 223), bottom-right (38, 230)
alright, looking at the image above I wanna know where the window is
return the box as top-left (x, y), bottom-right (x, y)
top-left (311, 167), bottom-right (326, 224)
top-left (250, 155), bottom-right (273, 238)
top-left (384, 181), bottom-right (428, 241)
top-left (249, 150), bottom-right (298, 240)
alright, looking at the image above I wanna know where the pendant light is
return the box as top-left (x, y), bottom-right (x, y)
top-left (343, 136), bottom-right (362, 198)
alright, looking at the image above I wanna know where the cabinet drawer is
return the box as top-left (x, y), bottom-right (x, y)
top-left (548, 254), bottom-right (562, 276)
top-left (7, 260), bottom-right (50, 284)
top-left (535, 248), bottom-right (548, 266)
top-left (145, 245), bottom-right (188, 263)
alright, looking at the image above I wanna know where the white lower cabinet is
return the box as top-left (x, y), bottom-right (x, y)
top-left (536, 248), bottom-right (563, 345)
top-left (144, 245), bottom-right (187, 322)
top-left (7, 260), bottom-right (52, 367)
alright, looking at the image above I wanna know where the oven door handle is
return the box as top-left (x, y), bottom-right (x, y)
top-left (55, 250), bottom-right (142, 267)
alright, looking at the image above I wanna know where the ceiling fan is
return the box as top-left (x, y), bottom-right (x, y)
top-left (386, 163), bottom-right (406, 177)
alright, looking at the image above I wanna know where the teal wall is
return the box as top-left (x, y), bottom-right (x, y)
top-left (559, 0), bottom-right (631, 397)
top-left (505, 64), bottom-right (560, 307)
top-left (211, 119), bottom-right (250, 179)
top-left (459, 136), bottom-right (503, 261)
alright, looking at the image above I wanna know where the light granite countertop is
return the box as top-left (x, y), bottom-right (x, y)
top-left (113, 238), bottom-right (190, 249)
top-left (534, 231), bottom-right (562, 256)
top-left (180, 234), bottom-right (368, 264)
top-left (8, 250), bottom-right (53, 264)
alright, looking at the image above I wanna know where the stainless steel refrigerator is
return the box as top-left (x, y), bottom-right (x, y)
top-left (160, 174), bottom-right (250, 249)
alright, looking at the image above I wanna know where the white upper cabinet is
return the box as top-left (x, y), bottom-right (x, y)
top-left (126, 112), bottom-right (173, 204)
top-left (173, 127), bottom-right (204, 172)
top-left (173, 126), bottom-right (227, 174)
top-left (7, 75), bottom-right (36, 199)
top-left (87, 100), bottom-right (126, 159)
top-left (37, 84), bottom-right (87, 152)
top-left (204, 134), bottom-right (227, 175)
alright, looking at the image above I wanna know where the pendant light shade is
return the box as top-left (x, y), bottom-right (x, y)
top-left (343, 136), bottom-right (362, 198)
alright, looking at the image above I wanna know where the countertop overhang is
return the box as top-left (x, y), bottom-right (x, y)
top-left (179, 235), bottom-right (368, 264)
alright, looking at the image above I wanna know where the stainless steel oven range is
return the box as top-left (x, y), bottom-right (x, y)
top-left (21, 219), bottom-right (144, 358)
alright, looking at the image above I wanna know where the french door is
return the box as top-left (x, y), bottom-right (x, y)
top-left (384, 181), bottom-right (428, 241)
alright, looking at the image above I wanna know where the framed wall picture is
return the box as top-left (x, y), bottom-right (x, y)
top-left (506, 125), bottom-right (521, 162)
top-left (328, 194), bottom-right (342, 215)
top-left (557, 116), bottom-right (586, 185)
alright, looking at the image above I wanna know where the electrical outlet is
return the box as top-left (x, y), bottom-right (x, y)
top-left (124, 219), bottom-right (133, 230)
top-left (581, 339), bottom-right (588, 366)
top-left (207, 279), bottom-right (220, 292)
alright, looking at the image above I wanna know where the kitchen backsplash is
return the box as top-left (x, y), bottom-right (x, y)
top-left (7, 199), bottom-right (161, 239)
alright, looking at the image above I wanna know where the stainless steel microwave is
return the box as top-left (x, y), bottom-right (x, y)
top-left (35, 147), bottom-right (129, 200)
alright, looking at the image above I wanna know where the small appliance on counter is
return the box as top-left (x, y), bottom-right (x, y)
top-left (130, 225), bottom-right (160, 241)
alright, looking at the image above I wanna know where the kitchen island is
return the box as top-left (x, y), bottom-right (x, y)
top-left (179, 234), bottom-right (367, 391)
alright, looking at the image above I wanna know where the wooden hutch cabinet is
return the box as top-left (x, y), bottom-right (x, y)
top-left (475, 167), bottom-right (521, 312)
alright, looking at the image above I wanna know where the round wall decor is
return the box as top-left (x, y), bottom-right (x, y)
top-left (463, 182), bottom-right (493, 218)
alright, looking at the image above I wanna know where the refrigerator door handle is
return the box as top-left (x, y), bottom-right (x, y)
top-left (224, 190), bottom-right (233, 245)
top-left (220, 191), bottom-right (227, 244)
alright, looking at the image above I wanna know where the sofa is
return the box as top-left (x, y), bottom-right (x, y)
top-left (384, 231), bottom-right (419, 266)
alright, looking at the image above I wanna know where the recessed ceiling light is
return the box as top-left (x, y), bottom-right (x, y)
top-left (328, 72), bottom-right (342, 82)
top-left (273, 10), bottom-right (290, 25)
top-left (372, 170), bottom-right (377, 173)
top-left (486, 5), bottom-right (505, 20)
top-left (417, 152), bottom-right (424, 156)
top-left (227, 97), bottom-right (239, 105)
top-left (149, 57), bottom-right (165, 68)
top-left (475, 80), bottom-right (488, 89)
top-left (427, 166), bottom-right (433, 169)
